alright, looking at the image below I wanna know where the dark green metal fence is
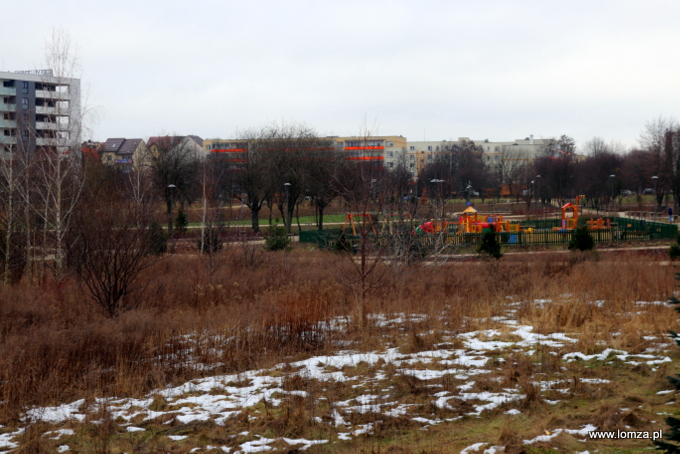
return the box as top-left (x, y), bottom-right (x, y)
top-left (299, 217), bottom-right (677, 248)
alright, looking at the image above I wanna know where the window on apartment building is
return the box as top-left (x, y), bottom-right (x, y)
top-left (21, 98), bottom-right (28, 108)
top-left (388, 151), bottom-right (393, 157)
top-left (410, 155), bottom-right (415, 160)
top-left (387, 162), bottom-right (393, 168)
top-left (427, 146), bottom-right (432, 151)
top-left (427, 155), bottom-right (432, 160)
top-left (22, 130), bottom-right (28, 138)
top-left (487, 147), bottom-right (490, 151)
top-left (409, 163), bottom-right (414, 168)
top-left (3, 130), bottom-right (9, 136)
top-left (494, 146), bottom-right (499, 152)
top-left (21, 82), bottom-right (28, 94)
top-left (387, 142), bottom-right (393, 147)
top-left (409, 146), bottom-right (414, 151)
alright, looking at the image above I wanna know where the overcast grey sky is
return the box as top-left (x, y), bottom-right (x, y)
top-left (4, 0), bottom-right (679, 150)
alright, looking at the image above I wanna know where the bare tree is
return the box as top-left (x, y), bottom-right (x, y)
top-left (231, 130), bottom-right (270, 233)
top-left (639, 117), bottom-right (679, 209)
top-left (145, 135), bottom-right (200, 252)
top-left (0, 143), bottom-right (27, 285)
top-left (306, 146), bottom-right (343, 230)
top-left (70, 169), bottom-right (159, 317)
top-left (498, 145), bottom-right (530, 200)
top-left (28, 30), bottom-right (85, 281)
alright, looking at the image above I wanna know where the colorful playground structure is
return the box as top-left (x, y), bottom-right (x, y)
top-left (453, 206), bottom-right (521, 234)
top-left (414, 197), bottom-right (613, 237)
top-left (553, 199), bottom-right (610, 232)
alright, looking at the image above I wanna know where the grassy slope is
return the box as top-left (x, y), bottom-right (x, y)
top-left (1, 247), bottom-right (680, 453)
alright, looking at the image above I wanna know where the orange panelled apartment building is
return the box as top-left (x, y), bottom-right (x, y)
top-left (203, 135), bottom-right (408, 167)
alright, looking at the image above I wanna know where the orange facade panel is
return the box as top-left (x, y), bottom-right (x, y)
top-left (344, 146), bottom-right (384, 151)
top-left (345, 156), bottom-right (384, 161)
top-left (211, 148), bottom-right (248, 153)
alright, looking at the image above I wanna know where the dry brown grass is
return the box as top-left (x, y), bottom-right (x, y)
top-left (0, 244), bottom-right (677, 441)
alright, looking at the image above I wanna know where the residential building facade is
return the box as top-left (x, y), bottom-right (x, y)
top-left (0, 69), bottom-right (81, 155)
top-left (100, 138), bottom-right (146, 171)
top-left (203, 135), bottom-right (407, 167)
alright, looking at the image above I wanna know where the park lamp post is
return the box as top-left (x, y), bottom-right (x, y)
top-left (531, 180), bottom-right (535, 203)
top-left (652, 176), bottom-right (659, 219)
top-left (610, 174), bottom-right (615, 213)
top-left (284, 182), bottom-right (291, 234)
top-left (431, 179), bottom-right (444, 218)
top-left (167, 184), bottom-right (177, 254)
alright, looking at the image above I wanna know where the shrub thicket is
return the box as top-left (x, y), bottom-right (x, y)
top-left (197, 227), bottom-right (223, 253)
top-left (146, 221), bottom-right (168, 255)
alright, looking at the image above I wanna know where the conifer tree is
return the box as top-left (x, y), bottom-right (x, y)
top-left (478, 231), bottom-right (502, 259)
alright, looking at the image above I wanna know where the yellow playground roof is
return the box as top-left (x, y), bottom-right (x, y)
top-left (463, 206), bottom-right (478, 214)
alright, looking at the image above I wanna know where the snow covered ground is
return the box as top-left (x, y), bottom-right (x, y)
top-left (0, 301), bottom-right (676, 453)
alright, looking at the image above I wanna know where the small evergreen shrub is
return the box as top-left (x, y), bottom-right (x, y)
top-left (478, 231), bottom-right (502, 259)
top-left (264, 225), bottom-right (291, 251)
top-left (670, 244), bottom-right (680, 260)
top-left (333, 231), bottom-right (353, 253)
top-left (175, 209), bottom-right (188, 235)
top-left (568, 225), bottom-right (595, 251)
top-left (670, 234), bottom-right (680, 260)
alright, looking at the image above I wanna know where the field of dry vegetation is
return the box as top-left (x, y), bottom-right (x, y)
top-left (1, 245), bottom-right (679, 453)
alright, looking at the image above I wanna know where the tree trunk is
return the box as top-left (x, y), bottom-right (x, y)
top-left (318, 205), bottom-right (324, 230)
top-left (251, 205), bottom-right (260, 232)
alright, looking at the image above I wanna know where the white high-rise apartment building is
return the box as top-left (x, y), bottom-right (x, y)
top-left (0, 69), bottom-right (81, 155)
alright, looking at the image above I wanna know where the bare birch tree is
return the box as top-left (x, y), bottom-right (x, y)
top-left (29, 30), bottom-right (85, 281)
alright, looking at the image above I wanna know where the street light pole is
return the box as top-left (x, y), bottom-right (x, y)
top-left (652, 175), bottom-right (659, 220)
top-left (284, 182), bottom-right (291, 234)
top-left (610, 174), bottom-right (615, 214)
top-left (536, 175), bottom-right (541, 218)
top-left (430, 179), bottom-right (444, 219)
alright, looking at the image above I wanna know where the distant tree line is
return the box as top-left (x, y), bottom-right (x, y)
top-left (418, 117), bottom-right (680, 212)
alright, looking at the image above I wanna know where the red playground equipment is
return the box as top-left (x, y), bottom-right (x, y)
top-left (554, 198), bottom-right (610, 231)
